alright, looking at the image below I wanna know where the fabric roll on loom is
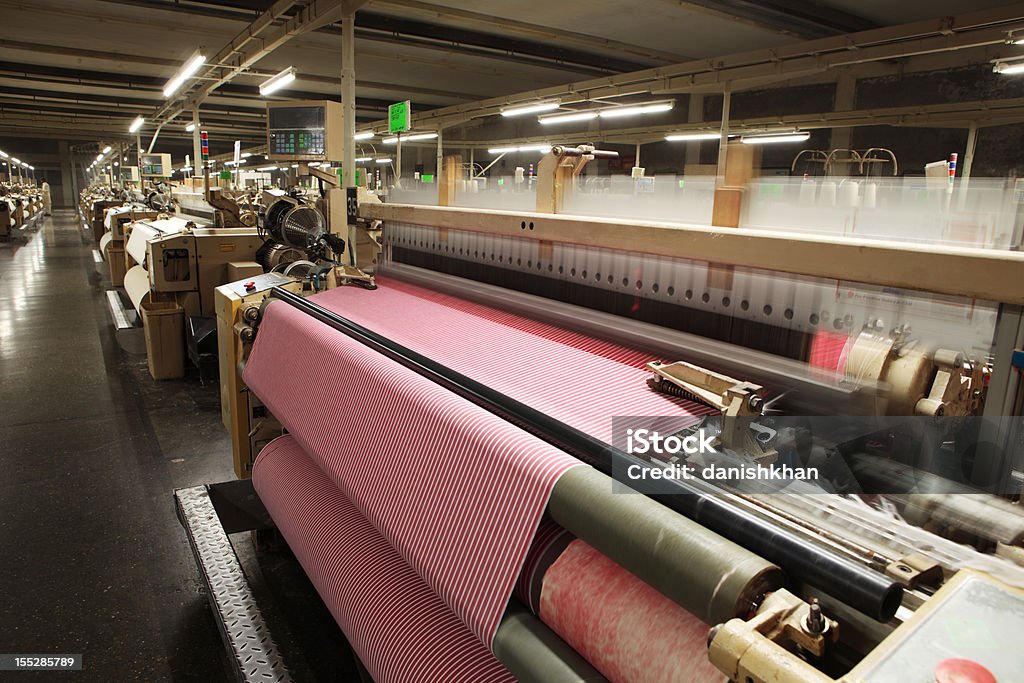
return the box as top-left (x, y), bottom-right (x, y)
top-left (244, 275), bottom-right (903, 680)
top-left (516, 519), bottom-right (727, 682)
top-left (254, 435), bottom-right (516, 682)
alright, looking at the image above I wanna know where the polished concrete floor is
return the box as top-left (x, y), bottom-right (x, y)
top-left (0, 210), bottom-right (353, 681)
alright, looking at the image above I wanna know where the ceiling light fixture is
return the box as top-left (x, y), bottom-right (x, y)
top-left (354, 156), bottom-right (373, 162)
top-left (538, 111), bottom-right (598, 125)
top-left (353, 131), bottom-right (374, 140)
top-left (260, 67), bottom-right (297, 96)
top-left (501, 101), bottom-right (560, 117)
top-left (102, 145), bottom-right (112, 154)
top-left (740, 131), bottom-right (811, 144)
top-left (598, 101), bottom-right (675, 119)
top-left (664, 132), bottom-right (723, 142)
top-left (487, 145), bottom-right (552, 154)
top-left (163, 52), bottom-right (206, 98)
top-left (129, 116), bottom-right (145, 133)
top-left (993, 61), bottom-right (1024, 75)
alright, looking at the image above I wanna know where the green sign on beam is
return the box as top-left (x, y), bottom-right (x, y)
top-left (389, 100), bottom-right (411, 134)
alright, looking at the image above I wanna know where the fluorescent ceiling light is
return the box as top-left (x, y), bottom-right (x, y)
top-left (993, 61), bottom-right (1024, 75)
top-left (241, 152), bottom-right (252, 158)
top-left (256, 166), bottom-right (277, 171)
top-left (501, 101), bottom-right (560, 117)
top-left (307, 161), bottom-right (321, 167)
top-left (102, 145), bottom-right (112, 154)
top-left (488, 145), bottom-right (551, 154)
top-left (163, 53), bottom-right (206, 98)
top-left (598, 101), bottom-right (674, 119)
top-left (740, 132), bottom-right (810, 145)
top-left (382, 137), bottom-right (399, 144)
top-left (406, 132), bottom-right (438, 142)
top-left (113, 161), bottom-right (119, 166)
top-left (185, 122), bottom-right (198, 132)
top-left (260, 67), bottom-right (296, 96)
top-left (538, 111), bottom-right (598, 125)
top-left (0, 151), bottom-right (7, 158)
top-left (11, 158), bottom-right (19, 164)
top-left (129, 116), bottom-right (145, 133)
top-left (354, 156), bottom-right (373, 162)
top-left (28, 165), bottom-right (33, 170)
top-left (375, 158), bottom-right (392, 163)
top-left (665, 132), bottom-right (722, 142)
top-left (353, 131), bottom-right (374, 140)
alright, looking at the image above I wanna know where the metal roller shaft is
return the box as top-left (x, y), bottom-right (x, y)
top-left (267, 288), bottom-right (903, 622)
top-left (549, 467), bottom-right (781, 625)
top-left (493, 601), bottom-right (608, 683)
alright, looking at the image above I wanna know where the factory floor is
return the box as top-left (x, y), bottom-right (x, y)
top-left (0, 210), bottom-right (353, 682)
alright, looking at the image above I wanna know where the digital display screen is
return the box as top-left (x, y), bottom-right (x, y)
top-left (269, 106), bottom-right (325, 130)
top-left (140, 154), bottom-right (169, 177)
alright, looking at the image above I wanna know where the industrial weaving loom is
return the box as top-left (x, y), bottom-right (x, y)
top-left (178, 145), bottom-right (1024, 683)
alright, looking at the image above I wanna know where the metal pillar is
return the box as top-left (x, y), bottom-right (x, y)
top-left (436, 128), bottom-right (444, 184)
top-left (830, 74), bottom-right (856, 153)
top-left (192, 106), bottom-right (203, 182)
top-left (341, 8), bottom-right (357, 265)
top-left (962, 122), bottom-right (978, 181)
top-left (396, 136), bottom-right (402, 181)
top-left (686, 94), bottom-right (703, 167)
top-left (716, 87), bottom-right (731, 181)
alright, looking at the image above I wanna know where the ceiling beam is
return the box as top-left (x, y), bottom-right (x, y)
top-left (368, 0), bottom-right (691, 64)
top-left (373, 3), bottom-right (1024, 132)
top-left (448, 96), bottom-right (1024, 149)
top-left (106, 0), bottom-right (657, 73)
top-left (652, 0), bottom-right (876, 39)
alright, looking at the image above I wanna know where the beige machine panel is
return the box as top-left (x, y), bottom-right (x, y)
top-left (266, 100), bottom-right (343, 162)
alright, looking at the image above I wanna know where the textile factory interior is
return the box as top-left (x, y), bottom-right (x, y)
top-left (5, 1), bottom-right (1024, 681)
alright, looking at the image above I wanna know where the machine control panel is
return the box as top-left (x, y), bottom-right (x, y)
top-left (266, 101), bottom-right (343, 162)
top-left (226, 272), bottom-right (294, 298)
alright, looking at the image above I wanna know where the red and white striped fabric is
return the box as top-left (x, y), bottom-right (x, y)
top-left (243, 276), bottom-right (714, 650)
top-left (808, 330), bottom-right (852, 375)
top-left (253, 435), bottom-right (515, 683)
top-left (245, 301), bottom-right (580, 646)
top-left (305, 276), bottom-right (718, 443)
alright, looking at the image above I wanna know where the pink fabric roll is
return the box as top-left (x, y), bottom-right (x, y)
top-left (808, 329), bottom-right (851, 374)
top-left (244, 300), bottom-right (580, 646)
top-left (253, 435), bottom-right (515, 683)
top-left (243, 277), bottom-right (713, 647)
top-left (539, 540), bottom-right (727, 683)
top-left (302, 276), bottom-right (717, 443)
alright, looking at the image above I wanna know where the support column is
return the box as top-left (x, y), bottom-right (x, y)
top-left (59, 141), bottom-right (74, 208)
top-left (962, 122), bottom-right (978, 181)
top-left (340, 7), bottom-right (358, 265)
top-left (830, 73), bottom-right (857, 154)
top-left (715, 87), bottom-right (731, 181)
top-left (436, 128), bottom-right (444, 182)
top-left (686, 94), bottom-right (704, 168)
top-left (192, 106), bottom-right (202, 184)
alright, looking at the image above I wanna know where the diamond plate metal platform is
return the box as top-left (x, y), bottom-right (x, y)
top-left (175, 484), bottom-right (292, 683)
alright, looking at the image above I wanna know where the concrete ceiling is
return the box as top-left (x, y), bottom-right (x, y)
top-left (1, 0), bottom-right (1022, 158)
